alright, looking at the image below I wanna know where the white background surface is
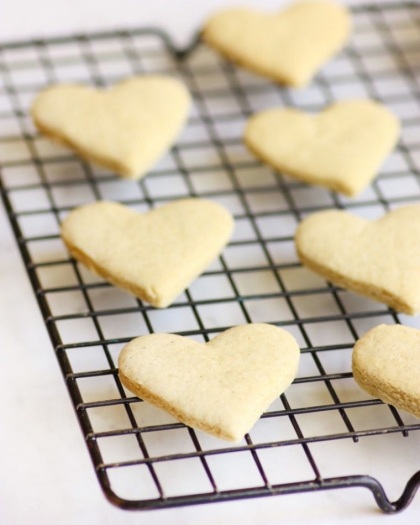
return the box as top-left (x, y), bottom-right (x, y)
top-left (1, 1), bottom-right (420, 524)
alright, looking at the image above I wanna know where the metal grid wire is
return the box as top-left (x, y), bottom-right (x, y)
top-left (1, 0), bottom-right (420, 513)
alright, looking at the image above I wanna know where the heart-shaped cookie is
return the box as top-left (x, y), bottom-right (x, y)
top-left (295, 205), bottom-right (420, 315)
top-left (61, 199), bottom-right (233, 308)
top-left (202, 1), bottom-right (351, 87)
top-left (118, 323), bottom-right (300, 441)
top-left (245, 100), bottom-right (400, 196)
top-left (31, 75), bottom-right (190, 179)
top-left (353, 324), bottom-right (420, 419)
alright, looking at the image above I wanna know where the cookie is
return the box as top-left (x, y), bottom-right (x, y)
top-left (244, 100), bottom-right (400, 196)
top-left (353, 324), bottom-right (420, 419)
top-left (295, 205), bottom-right (420, 315)
top-left (118, 323), bottom-right (300, 441)
top-left (202, 1), bottom-right (351, 87)
top-left (61, 199), bottom-right (233, 308)
top-left (31, 75), bottom-right (190, 179)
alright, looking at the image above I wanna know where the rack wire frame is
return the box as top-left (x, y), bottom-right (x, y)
top-left (1, 0), bottom-right (420, 513)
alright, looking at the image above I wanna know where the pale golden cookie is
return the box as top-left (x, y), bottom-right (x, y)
top-left (353, 324), bottom-right (420, 419)
top-left (295, 205), bottom-right (420, 315)
top-left (202, 1), bottom-right (351, 87)
top-left (245, 100), bottom-right (400, 196)
top-left (61, 199), bottom-right (233, 308)
top-left (118, 323), bottom-right (300, 442)
top-left (31, 75), bottom-right (190, 179)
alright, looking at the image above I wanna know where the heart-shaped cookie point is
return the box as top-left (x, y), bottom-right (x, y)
top-left (118, 323), bottom-right (300, 442)
top-left (245, 100), bottom-right (400, 197)
top-left (202, 1), bottom-right (351, 87)
top-left (295, 205), bottom-right (420, 315)
top-left (353, 324), bottom-right (420, 419)
top-left (31, 75), bottom-right (190, 179)
top-left (61, 199), bottom-right (234, 308)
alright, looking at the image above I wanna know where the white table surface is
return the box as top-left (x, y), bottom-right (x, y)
top-left (1, 1), bottom-right (420, 524)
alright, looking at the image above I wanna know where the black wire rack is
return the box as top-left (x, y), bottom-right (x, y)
top-left (1, 0), bottom-right (420, 514)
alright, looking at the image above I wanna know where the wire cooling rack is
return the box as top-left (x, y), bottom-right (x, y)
top-left (1, 0), bottom-right (420, 514)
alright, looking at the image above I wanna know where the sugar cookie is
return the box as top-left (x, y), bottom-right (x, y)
top-left (295, 205), bottom-right (420, 315)
top-left (61, 199), bottom-right (233, 308)
top-left (202, 1), bottom-right (351, 87)
top-left (353, 324), bottom-right (420, 419)
top-left (245, 100), bottom-right (400, 196)
top-left (119, 323), bottom-right (300, 441)
top-left (31, 75), bottom-right (190, 179)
